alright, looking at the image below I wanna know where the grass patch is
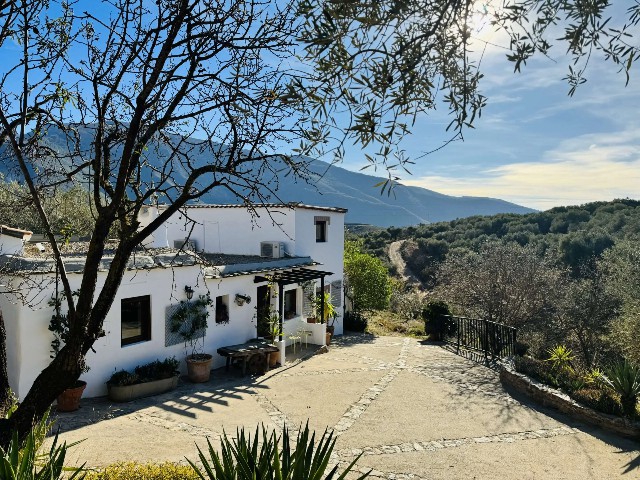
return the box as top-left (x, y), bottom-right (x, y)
top-left (365, 311), bottom-right (425, 337)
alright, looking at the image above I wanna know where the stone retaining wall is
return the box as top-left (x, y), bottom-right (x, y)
top-left (500, 367), bottom-right (640, 439)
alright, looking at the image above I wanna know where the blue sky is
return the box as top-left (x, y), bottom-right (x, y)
top-left (339, 10), bottom-right (640, 212)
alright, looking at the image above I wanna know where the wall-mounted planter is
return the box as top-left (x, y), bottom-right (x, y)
top-left (107, 376), bottom-right (179, 402)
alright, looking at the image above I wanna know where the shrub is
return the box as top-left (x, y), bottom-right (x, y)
top-left (135, 358), bottom-right (180, 382)
top-left (108, 357), bottom-right (179, 386)
top-left (86, 463), bottom-right (197, 480)
top-left (107, 370), bottom-right (139, 387)
top-left (570, 388), bottom-right (622, 416)
top-left (514, 341), bottom-right (530, 357)
top-left (344, 311), bottom-right (368, 332)
top-left (421, 300), bottom-right (451, 340)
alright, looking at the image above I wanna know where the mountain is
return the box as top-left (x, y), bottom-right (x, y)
top-left (0, 126), bottom-right (534, 227)
top-left (265, 161), bottom-right (536, 227)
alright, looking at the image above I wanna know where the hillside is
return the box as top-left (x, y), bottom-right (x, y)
top-left (0, 126), bottom-right (534, 228)
top-left (356, 199), bottom-right (640, 285)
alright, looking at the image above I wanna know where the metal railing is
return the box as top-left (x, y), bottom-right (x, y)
top-left (440, 315), bottom-right (517, 359)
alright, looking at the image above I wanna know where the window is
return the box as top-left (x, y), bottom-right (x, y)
top-left (284, 289), bottom-right (297, 319)
top-left (315, 216), bottom-right (329, 242)
top-left (215, 295), bottom-right (229, 324)
top-left (121, 295), bottom-right (151, 346)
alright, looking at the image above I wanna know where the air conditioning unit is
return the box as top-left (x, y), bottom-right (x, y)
top-left (173, 238), bottom-right (198, 251)
top-left (261, 241), bottom-right (285, 258)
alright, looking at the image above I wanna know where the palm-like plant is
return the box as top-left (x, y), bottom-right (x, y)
top-left (189, 423), bottom-right (368, 480)
top-left (601, 360), bottom-right (640, 417)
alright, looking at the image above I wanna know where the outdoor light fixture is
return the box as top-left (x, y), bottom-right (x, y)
top-left (235, 293), bottom-right (251, 306)
top-left (184, 285), bottom-right (194, 300)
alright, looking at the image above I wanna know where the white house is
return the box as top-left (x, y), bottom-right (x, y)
top-left (0, 203), bottom-right (346, 399)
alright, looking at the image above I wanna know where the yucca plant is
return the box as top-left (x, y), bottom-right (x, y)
top-left (546, 345), bottom-right (575, 373)
top-left (0, 427), bottom-right (86, 480)
top-left (0, 397), bottom-right (85, 480)
top-left (189, 423), bottom-right (369, 480)
top-left (601, 360), bottom-right (640, 417)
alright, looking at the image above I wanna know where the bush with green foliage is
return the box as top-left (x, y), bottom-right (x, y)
top-left (421, 300), bottom-right (451, 340)
top-left (107, 358), bottom-right (179, 387)
top-left (344, 240), bottom-right (391, 313)
top-left (570, 388), bottom-right (622, 416)
top-left (344, 311), bottom-right (368, 332)
top-left (86, 463), bottom-right (197, 480)
top-left (189, 423), bottom-right (368, 480)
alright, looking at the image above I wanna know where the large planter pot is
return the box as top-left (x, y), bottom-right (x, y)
top-left (107, 376), bottom-right (179, 402)
top-left (187, 354), bottom-right (213, 383)
top-left (269, 350), bottom-right (280, 367)
top-left (56, 380), bottom-right (87, 412)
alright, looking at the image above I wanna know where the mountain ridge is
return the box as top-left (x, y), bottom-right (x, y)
top-left (0, 126), bottom-right (535, 227)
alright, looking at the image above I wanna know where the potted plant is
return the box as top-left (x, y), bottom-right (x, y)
top-left (107, 357), bottom-right (180, 402)
top-left (170, 294), bottom-right (214, 382)
top-left (56, 380), bottom-right (87, 412)
top-left (313, 292), bottom-right (338, 344)
top-left (267, 312), bottom-right (283, 366)
top-left (49, 292), bottom-right (90, 412)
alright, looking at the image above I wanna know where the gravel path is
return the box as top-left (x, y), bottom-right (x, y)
top-left (51, 334), bottom-right (639, 479)
top-left (388, 241), bottom-right (423, 288)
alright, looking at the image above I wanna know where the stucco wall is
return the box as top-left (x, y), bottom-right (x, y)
top-left (0, 235), bottom-right (25, 256)
top-left (1, 262), bottom-right (331, 400)
top-left (153, 206), bottom-right (298, 256)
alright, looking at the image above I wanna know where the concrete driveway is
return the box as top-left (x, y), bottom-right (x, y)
top-left (52, 334), bottom-right (639, 479)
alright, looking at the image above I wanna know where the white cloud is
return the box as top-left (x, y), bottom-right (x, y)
top-left (401, 130), bottom-right (640, 210)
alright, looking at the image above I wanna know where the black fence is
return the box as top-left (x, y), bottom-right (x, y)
top-left (440, 315), bottom-right (517, 359)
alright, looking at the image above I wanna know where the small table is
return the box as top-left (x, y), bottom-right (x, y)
top-left (217, 339), bottom-right (280, 376)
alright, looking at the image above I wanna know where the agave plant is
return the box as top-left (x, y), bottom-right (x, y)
top-left (601, 360), bottom-right (640, 417)
top-left (189, 423), bottom-right (369, 480)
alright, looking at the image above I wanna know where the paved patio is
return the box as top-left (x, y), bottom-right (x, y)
top-left (52, 334), bottom-right (639, 479)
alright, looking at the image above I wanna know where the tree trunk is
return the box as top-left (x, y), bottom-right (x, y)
top-left (0, 341), bottom-right (83, 448)
top-left (0, 310), bottom-right (11, 416)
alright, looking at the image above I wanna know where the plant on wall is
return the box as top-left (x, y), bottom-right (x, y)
top-left (169, 294), bottom-right (213, 359)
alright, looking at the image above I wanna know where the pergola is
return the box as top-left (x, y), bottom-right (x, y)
top-left (254, 267), bottom-right (333, 341)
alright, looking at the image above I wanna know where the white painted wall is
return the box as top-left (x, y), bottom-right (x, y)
top-left (155, 206), bottom-right (298, 256)
top-left (2, 263), bottom-right (319, 400)
top-left (0, 235), bottom-right (26, 256)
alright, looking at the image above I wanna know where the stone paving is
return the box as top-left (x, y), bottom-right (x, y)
top-left (52, 334), bottom-right (640, 479)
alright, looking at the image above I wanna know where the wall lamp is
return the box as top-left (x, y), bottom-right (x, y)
top-left (235, 294), bottom-right (251, 306)
top-left (184, 285), bottom-right (194, 300)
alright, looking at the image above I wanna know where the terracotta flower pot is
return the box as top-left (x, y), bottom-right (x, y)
top-left (325, 331), bottom-right (332, 346)
top-left (56, 380), bottom-right (87, 412)
top-left (186, 354), bottom-right (213, 383)
top-left (307, 317), bottom-right (316, 324)
top-left (269, 350), bottom-right (280, 367)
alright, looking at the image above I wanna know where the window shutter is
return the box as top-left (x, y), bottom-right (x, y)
top-left (331, 280), bottom-right (342, 307)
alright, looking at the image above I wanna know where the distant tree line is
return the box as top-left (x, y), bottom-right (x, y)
top-left (353, 199), bottom-right (640, 366)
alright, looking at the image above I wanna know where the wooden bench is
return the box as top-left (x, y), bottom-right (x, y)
top-left (217, 339), bottom-right (279, 376)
